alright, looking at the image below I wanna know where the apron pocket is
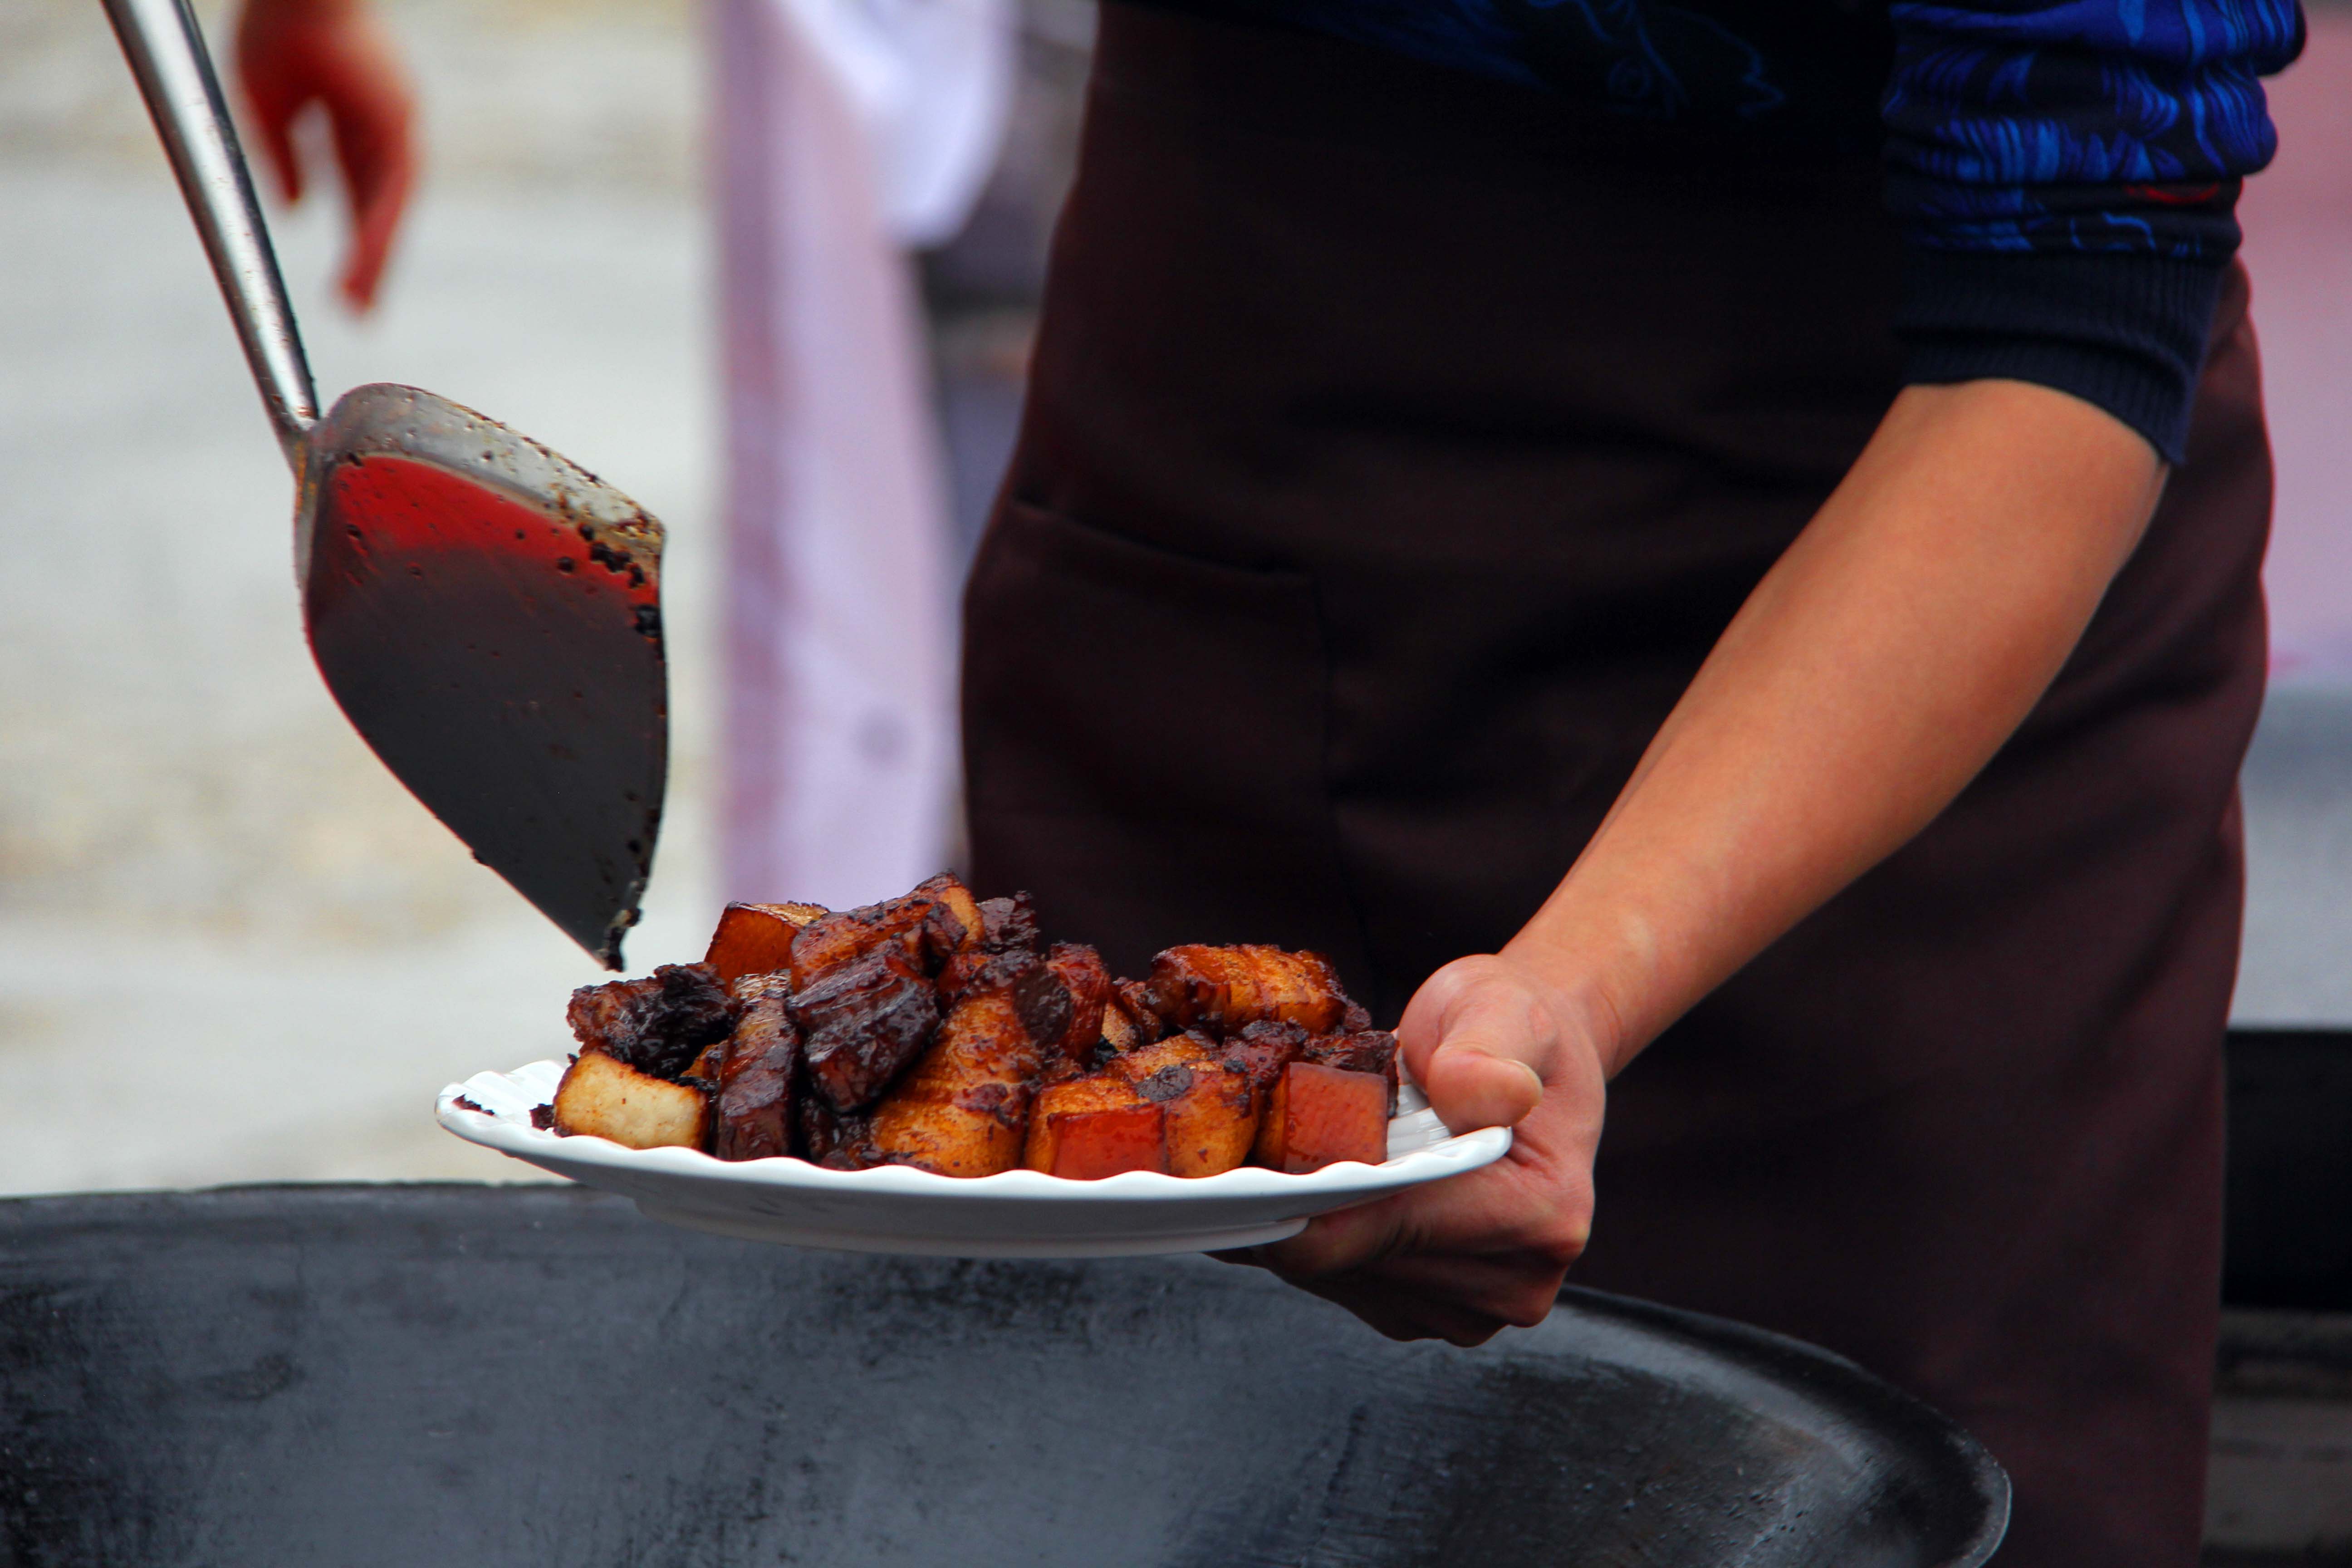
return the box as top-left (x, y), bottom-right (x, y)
top-left (961, 498), bottom-right (1374, 983)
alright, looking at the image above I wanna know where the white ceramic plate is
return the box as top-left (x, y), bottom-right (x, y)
top-left (436, 1059), bottom-right (1512, 1259)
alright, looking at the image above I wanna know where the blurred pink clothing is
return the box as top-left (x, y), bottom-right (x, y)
top-left (710, 0), bottom-right (1009, 907)
top-left (2242, 9), bottom-right (2352, 681)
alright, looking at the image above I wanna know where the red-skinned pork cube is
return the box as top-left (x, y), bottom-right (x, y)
top-left (1253, 1061), bottom-right (1388, 1173)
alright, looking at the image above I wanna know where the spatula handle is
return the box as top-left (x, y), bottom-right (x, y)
top-left (103, 0), bottom-right (320, 471)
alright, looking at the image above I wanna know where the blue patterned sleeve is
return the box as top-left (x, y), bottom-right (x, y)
top-left (1882, 0), bottom-right (2304, 459)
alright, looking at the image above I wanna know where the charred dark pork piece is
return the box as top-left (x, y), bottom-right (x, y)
top-left (682, 1036), bottom-right (727, 1083)
top-left (1011, 951), bottom-right (1074, 1053)
top-left (798, 1095), bottom-right (877, 1167)
top-left (1099, 978), bottom-right (1167, 1053)
top-left (935, 892), bottom-right (1051, 1004)
top-left (786, 874), bottom-right (976, 990)
top-left (711, 975), bottom-right (799, 1161)
top-left (1098, 1000), bottom-right (1143, 1055)
top-left (1210, 1019), bottom-right (1308, 1098)
top-left (1303, 1029), bottom-right (1399, 1078)
top-left (867, 951), bottom-right (1054, 1176)
top-left (704, 901), bottom-right (827, 986)
top-left (790, 946), bottom-right (942, 1112)
top-left (1040, 942), bottom-right (1113, 1066)
top-left (818, 1135), bottom-right (882, 1171)
top-left (975, 892), bottom-right (1041, 954)
top-left (919, 872), bottom-right (985, 952)
top-left (934, 947), bottom-right (989, 1006)
top-left (565, 963), bottom-right (740, 1081)
top-left (1143, 945), bottom-right (1356, 1036)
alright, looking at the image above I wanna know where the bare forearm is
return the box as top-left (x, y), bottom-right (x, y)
top-left (1262, 380), bottom-right (2170, 1331)
top-left (1509, 379), bottom-right (2165, 1073)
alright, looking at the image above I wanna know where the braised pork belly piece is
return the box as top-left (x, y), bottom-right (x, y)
top-left (1039, 943), bottom-right (1113, 1067)
top-left (1211, 1019), bottom-right (1308, 1099)
top-left (1024, 1074), bottom-right (1167, 1179)
top-left (920, 873), bottom-right (985, 952)
top-left (1144, 945), bottom-right (1357, 1036)
top-left (565, 963), bottom-right (739, 1080)
top-left (552, 1049), bottom-right (711, 1150)
top-left (1254, 1061), bottom-right (1390, 1172)
top-left (864, 952), bottom-right (1054, 1177)
top-left (786, 874), bottom-right (975, 992)
top-left (550, 876), bottom-right (1408, 1177)
top-left (551, 964), bottom-right (743, 1149)
top-left (792, 946), bottom-right (942, 1113)
top-left (799, 1095), bottom-right (876, 1169)
top-left (1302, 1029), bottom-right (1402, 1115)
top-left (1302, 1028), bottom-right (1397, 1077)
top-left (703, 901), bottom-right (827, 988)
top-left (975, 892), bottom-right (1041, 954)
top-left (712, 974), bottom-right (799, 1161)
top-left (1117, 1037), bottom-right (1257, 1178)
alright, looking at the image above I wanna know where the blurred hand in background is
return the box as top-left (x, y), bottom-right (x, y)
top-left (233, 0), bottom-right (417, 311)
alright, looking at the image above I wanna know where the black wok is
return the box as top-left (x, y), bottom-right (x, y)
top-left (0, 1185), bottom-right (2006, 1566)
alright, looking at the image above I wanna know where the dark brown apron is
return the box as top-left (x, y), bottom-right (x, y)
top-left (962, 8), bottom-right (2273, 1563)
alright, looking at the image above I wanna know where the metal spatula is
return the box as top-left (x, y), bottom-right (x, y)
top-left (103, 0), bottom-right (666, 969)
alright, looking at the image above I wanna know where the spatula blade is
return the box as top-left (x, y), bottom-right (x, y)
top-left (297, 384), bottom-right (668, 968)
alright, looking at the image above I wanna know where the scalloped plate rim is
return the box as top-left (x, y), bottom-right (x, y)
top-left (436, 1057), bottom-right (1513, 1222)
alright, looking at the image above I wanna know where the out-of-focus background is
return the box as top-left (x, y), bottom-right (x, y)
top-left (7, 0), bottom-right (2347, 1194)
top-left (5, 0), bottom-right (716, 1189)
top-left (18, 0), bottom-right (2350, 1184)
top-left (3, 6), bottom-right (2351, 1558)
top-left (0, 0), bottom-right (1091, 1190)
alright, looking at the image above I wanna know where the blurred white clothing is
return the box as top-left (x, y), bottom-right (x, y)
top-left (781, 0), bottom-right (1017, 246)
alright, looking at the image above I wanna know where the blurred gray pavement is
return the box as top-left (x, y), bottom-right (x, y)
top-left (0, 0), bottom-right (2347, 1200)
top-left (0, 0), bottom-right (716, 1190)
top-left (2240, 687), bottom-right (2352, 1023)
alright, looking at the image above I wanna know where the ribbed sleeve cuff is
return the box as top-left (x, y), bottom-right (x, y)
top-left (1896, 250), bottom-right (2229, 465)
